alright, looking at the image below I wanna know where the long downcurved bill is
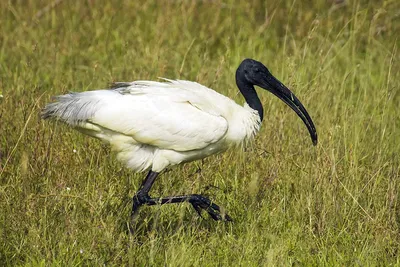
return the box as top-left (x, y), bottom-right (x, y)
top-left (262, 75), bottom-right (318, 145)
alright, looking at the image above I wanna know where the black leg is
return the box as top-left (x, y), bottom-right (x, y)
top-left (131, 170), bottom-right (159, 219)
top-left (131, 170), bottom-right (232, 221)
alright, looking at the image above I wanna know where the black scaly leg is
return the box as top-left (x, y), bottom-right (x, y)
top-left (131, 170), bottom-right (159, 218)
top-left (131, 170), bottom-right (232, 221)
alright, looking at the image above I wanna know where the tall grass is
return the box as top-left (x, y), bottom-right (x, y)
top-left (1, 0), bottom-right (399, 265)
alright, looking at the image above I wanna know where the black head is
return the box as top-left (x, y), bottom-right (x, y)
top-left (236, 58), bottom-right (272, 86)
top-left (236, 58), bottom-right (318, 146)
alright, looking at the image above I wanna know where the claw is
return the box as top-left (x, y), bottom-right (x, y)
top-left (205, 207), bottom-right (222, 221)
top-left (189, 195), bottom-right (232, 222)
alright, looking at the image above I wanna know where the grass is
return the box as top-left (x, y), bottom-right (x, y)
top-left (1, 0), bottom-right (400, 265)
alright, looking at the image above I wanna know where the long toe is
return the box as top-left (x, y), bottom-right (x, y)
top-left (189, 195), bottom-right (232, 222)
top-left (205, 203), bottom-right (232, 222)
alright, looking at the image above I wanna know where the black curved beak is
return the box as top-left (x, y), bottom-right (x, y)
top-left (259, 74), bottom-right (318, 146)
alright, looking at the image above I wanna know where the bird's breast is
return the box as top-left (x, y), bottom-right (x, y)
top-left (222, 104), bottom-right (261, 147)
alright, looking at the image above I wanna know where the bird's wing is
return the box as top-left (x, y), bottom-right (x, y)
top-left (43, 81), bottom-right (229, 151)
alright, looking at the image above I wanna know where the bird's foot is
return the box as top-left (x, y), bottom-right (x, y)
top-left (188, 194), bottom-right (232, 222)
top-left (131, 192), bottom-right (232, 223)
top-left (131, 192), bottom-right (151, 220)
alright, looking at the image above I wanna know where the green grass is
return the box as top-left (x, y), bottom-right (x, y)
top-left (1, 0), bottom-right (400, 265)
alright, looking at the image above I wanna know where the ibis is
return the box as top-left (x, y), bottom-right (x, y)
top-left (42, 58), bottom-right (317, 222)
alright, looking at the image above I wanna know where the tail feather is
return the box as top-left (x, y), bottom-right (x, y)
top-left (41, 92), bottom-right (102, 126)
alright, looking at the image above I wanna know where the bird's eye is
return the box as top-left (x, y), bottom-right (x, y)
top-left (244, 70), bottom-right (249, 74)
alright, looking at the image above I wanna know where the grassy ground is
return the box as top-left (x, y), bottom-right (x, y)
top-left (1, 0), bottom-right (400, 265)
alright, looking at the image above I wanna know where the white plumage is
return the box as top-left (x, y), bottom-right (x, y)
top-left (43, 79), bottom-right (261, 172)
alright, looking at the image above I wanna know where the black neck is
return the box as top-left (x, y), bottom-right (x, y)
top-left (236, 79), bottom-right (264, 121)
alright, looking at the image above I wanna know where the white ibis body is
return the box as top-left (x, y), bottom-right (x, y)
top-left (42, 59), bottom-right (317, 221)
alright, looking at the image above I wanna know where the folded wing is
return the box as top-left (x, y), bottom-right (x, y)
top-left (42, 80), bottom-right (229, 152)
